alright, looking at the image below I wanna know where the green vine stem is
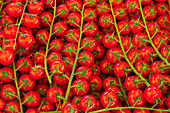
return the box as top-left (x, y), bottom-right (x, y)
top-left (137, 0), bottom-right (170, 66)
top-left (109, 1), bottom-right (150, 87)
top-left (12, 62), bottom-right (23, 113)
top-left (63, 4), bottom-right (86, 106)
top-left (44, 0), bottom-right (57, 86)
top-left (118, 77), bottom-right (130, 106)
top-left (89, 107), bottom-right (170, 113)
top-left (14, 0), bottom-right (28, 48)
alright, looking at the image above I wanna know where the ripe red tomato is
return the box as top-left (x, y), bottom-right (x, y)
top-left (128, 89), bottom-right (145, 107)
top-left (46, 86), bottom-right (64, 103)
top-left (96, 2), bottom-right (111, 16)
top-left (65, 29), bottom-right (80, 43)
top-left (23, 91), bottom-right (41, 107)
top-left (113, 5), bottom-right (127, 20)
top-left (53, 71), bottom-right (70, 85)
top-left (0, 67), bottom-right (14, 83)
top-left (56, 4), bottom-right (69, 18)
top-left (103, 77), bottom-right (119, 90)
top-left (0, 98), bottom-right (5, 111)
top-left (3, 25), bottom-right (17, 39)
top-left (50, 60), bottom-right (66, 75)
top-left (5, 101), bottom-right (20, 113)
top-left (81, 37), bottom-right (97, 52)
top-left (39, 12), bottom-right (53, 27)
top-left (100, 91), bottom-right (118, 108)
top-left (23, 13), bottom-right (40, 28)
top-left (129, 18), bottom-right (144, 34)
top-left (25, 108), bottom-right (39, 113)
top-left (66, 0), bottom-right (82, 12)
top-left (62, 103), bottom-right (79, 113)
top-left (124, 76), bottom-right (142, 91)
top-left (67, 12), bottom-right (81, 27)
top-left (49, 39), bottom-right (64, 52)
top-left (18, 33), bottom-right (35, 48)
top-left (6, 3), bottom-right (23, 17)
top-left (89, 75), bottom-right (102, 91)
top-left (100, 59), bottom-right (114, 74)
top-left (144, 85), bottom-right (161, 103)
top-left (78, 51), bottom-right (94, 66)
top-left (18, 74), bottom-right (35, 91)
top-left (16, 57), bottom-right (33, 73)
top-left (72, 79), bottom-right (89, 95)
top-left (35, 29), bottom-right (49, 45)
top-left (114, 61), bottom-right (130, 77)
top-left (83, 8), bottom-right (97, 22)
top-left (53, 21), bottom-right (67, 36)
top-left (83, 21), bottom-right (98, 36)
top-left (75, 66), bottom-right (92, 81)
top-left (0, 84), bottom-right (17, 101)
top-left (102, 33), bottom-right (118, 48)
top-left (28, 1), bottom-right (43, 14)
top-left (99, 14), bottom-right (114, 28)
top-left (0, 50), bottom-right (15, 65)
top-left (39, 97), bottom-right (54, 111)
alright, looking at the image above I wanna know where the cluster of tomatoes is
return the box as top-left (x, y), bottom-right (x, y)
top-left (0, 0), bottom-right (170, 113)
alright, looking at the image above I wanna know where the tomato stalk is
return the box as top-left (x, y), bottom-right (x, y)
top-left (63, 3), bottom-right (88, 106)
top-left (44, 0), bottom-right (57, 86)
top-left (12, 62), bottom-right (23, 113)
top-left (137, 0), bottom-right (170, 66)
top-left (109, 1), bottom-right (150, 87)
top-left (89, 107), bottom-right (170, 113)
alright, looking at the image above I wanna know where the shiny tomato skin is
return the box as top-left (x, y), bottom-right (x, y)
top-left (100, 91), bottom-right (118, 108)
top-left (66, 0), bottom-right (82, 12)
top-left (103, 77), bottom-right (119, 90)
top-left (102, 33), bottom-right (118, 48)
top-left (63, 56), bottom-right (77, 73)
top-left (151, 61), bottom-right (167, 74)
top-left (63, 43), bottom-right (78, 57)
top-left (78, 51), bottom-right (94, 66)
top-left (125, 0), bottom-right (139, 13)
top-left (5, 101), bottom-right (20, 113)
top-left (50, 60), bottom-right (66, 75)
top-left (90, 64), bottom-right (100, 76)
top-left (47, 52), bottom-right (62, 66)
top-left (152, 34), bottom-right (168, 49)
top-left (23, 13), bottom-right (40, 28)
top-left (89, 75), bottom-right (102, 91)
top-left (29, 65), bottom-right (45, 80)
top-left (72, 79), bottom-right (89, 96)
top-left (149, 74), bottom-right (165, 88)
top-left (124, 76), bottom-right (142, 91)
top-left (0, 84), bottom-right (17, 101)
top-left (144, 85), bottom-right (161, 103)
top-left (99, 14), bottom-right (114, 28)
top-left (53, 71), bottom-right (70, 86)
top-left (56, 4), bottom-right (69, 18)
top-left (80, 95), bottom-right (96, 112)
top-left (113, 5), bottom-right (127, 20)
top-left (67, 12), bottom-right (81, 27)
top-left (93, 44), bottom-right (105, 59)
top-left (83, 0), bottom-right (97, 7)
top-left (28, 1), bottom-right (43, 14)
top-left (47, 86), bottom-right (64, 103)
top-left (49, 39), bottom-right (64, 52)
top-left (75, 66), bottom-right (92, 81)
top-left (100, 59), bottom-right (114, 74)
top-left (143, 5), bottom-right (157, 20)
top-left (128, 89), bottom-right (145, 107)
top-left (18, 74), bottom-right (35, 91)
top-left (39, 12), bottom-right (53, 27)
top-left (6, 3), bottom-right (23, 17)
top-left (35, 29), bottom-right (49, 45)
top-left (133, 109), bottom-right (150, 113)
top-left (0, 50), bottom-right (15, 65)
top-left (106, 86), bottom-right (120, 94)
top-left (161, 45), bottom-right (170, 62)
top-left (0, 67), bottom-right (14, 83)
top-left (23, 91), bottom-right (41, 107)
top-left (18, 33), bottom-right (34, 48)
top-left (53, 21), bottom-right (67, 36)
top-left (81, 37), bottom-right (97, 52)
top-left (65, 29), bottom-right (80, 43)
top-left (141, 46), bottom-right (155, 62)
top-left (117, 20), bottom-right (131, 35)
top-left (83, 21), bottom-right (98, 36)
top-left (110, 0), bottom-right (123, 7)
top-left (129, 18), bottom-right (144, 33)
top-left (0, 98), bottom-right (5, 111)
top-left (127, 49), bottom-right (142, 64)
top-left (83, 8), bottom-right (97, 22)
top-left (16, 57), bottom-right (33, 73)
top-left (2, 39), bottom-right (18, 52)
top-left (135, 60), bottom-right (150, 77)
top-left (39, 97), bottom-right (54, 112)
top-left (96, 2), bottom-right (110, 16)
top-left (106, 47), bottom-right (123, 64)
top-left (3, 25), bottom-right (17, 39)
top-left (114, 61), bottom-right (130, 77)
top-left (25, 108), bottom-right (39, 113)
top-left (62, 103), bottom-right (79, 113)
top-left (0, 15), bottom-right (16, 28)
